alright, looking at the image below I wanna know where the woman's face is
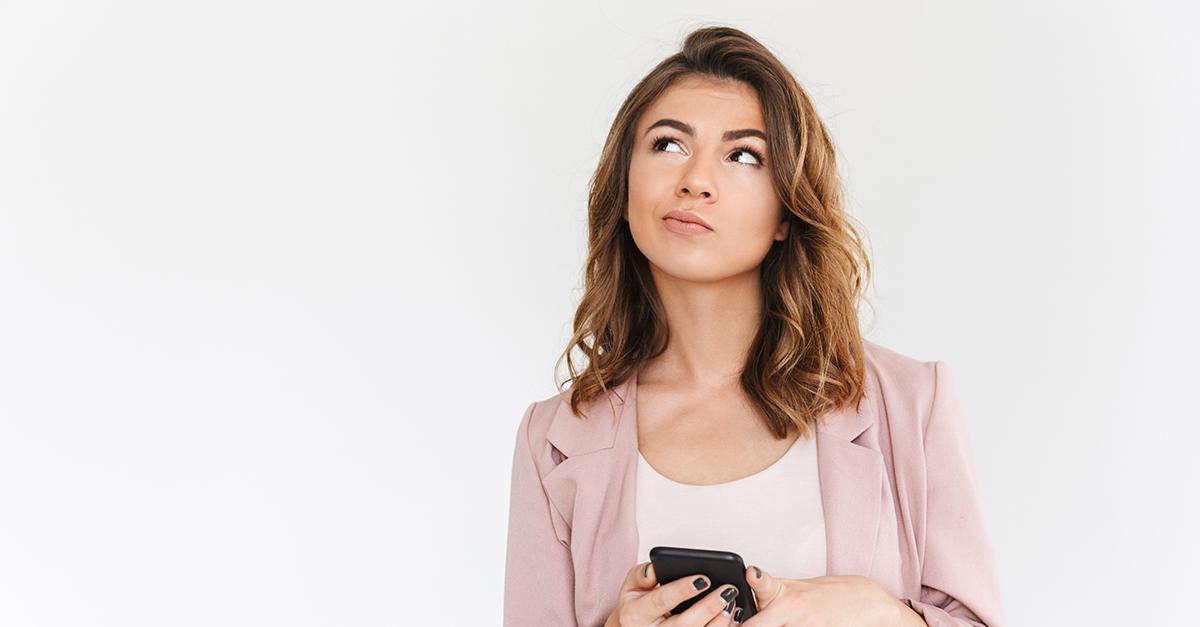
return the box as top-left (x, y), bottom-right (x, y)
top-left (626, 75), bottom-right (788, 283)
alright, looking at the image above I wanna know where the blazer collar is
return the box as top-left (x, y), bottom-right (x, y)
top-left (543, 365), bottom-right (885, 587)
top-left (544, 376), bottom-right (635, 458)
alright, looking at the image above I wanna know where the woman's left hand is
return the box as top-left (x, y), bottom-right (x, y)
top-left (737, 566), bottom-right (922, 627)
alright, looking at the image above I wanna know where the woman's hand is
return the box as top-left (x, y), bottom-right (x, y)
top-left (604, 561), bottom-right (746, 627)
top-left (738, 565), bottom-right (922, 627)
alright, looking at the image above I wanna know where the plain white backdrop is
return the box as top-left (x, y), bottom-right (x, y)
top-left (1, 1), bottom-right (1197, 625)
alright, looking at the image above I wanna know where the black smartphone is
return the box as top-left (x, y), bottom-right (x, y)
top-left (649, 546), bottom-right (758, 620)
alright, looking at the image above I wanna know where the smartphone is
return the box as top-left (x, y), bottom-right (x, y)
top-left (649, 546), bottom-right (758, 620)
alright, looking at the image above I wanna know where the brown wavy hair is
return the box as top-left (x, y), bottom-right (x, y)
top-left (554, 25), bottom-right (874, 440)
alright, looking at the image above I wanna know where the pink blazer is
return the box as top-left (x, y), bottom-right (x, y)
top-left (503, 340), bottom-right (1007, 626)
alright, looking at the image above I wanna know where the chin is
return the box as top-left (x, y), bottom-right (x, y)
top-left (645, 257), bottom-right (733, 284)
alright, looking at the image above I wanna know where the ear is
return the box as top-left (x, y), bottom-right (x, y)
top-left (774, 217), bottom-right (789, 241)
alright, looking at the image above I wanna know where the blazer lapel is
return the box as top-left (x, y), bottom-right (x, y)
top-left (814, 374), bottom-right (885, 577)
top-left (541, 366), bottom-right (885, 610)
top-left (542, 374), bottom-right (641, 621)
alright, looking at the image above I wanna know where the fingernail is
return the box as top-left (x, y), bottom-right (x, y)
top-left (723, 598), bottom-right (734, 614)
top-left (734, 607), bottom-right (743, 622)
top-left (721, 586), bottom-right (739, 601)
top-left (693, 576), bottom-right (708, 590)
top-left (753, 566), bottom-right (762, 579)
top-left (642, 563), bottom-right (650, 578)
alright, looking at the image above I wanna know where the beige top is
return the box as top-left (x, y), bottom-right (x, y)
top-left (634, 432), bottom-right (827, 580)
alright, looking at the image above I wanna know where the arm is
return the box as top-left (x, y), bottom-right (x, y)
top-left (904, 361), bottom-right (1008, 627)
top-left (503, 401), bottom-right (579, 626)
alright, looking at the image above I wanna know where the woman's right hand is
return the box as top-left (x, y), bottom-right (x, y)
top-left (603, 561), bottom-right (742, 626)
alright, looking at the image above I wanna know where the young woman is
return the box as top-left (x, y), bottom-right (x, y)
top-left (503, 26), bottom-right (1006, 627)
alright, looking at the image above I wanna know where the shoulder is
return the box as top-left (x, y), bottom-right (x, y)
top-left (862, 339), bottom-right (948, 436)
top-left (863, 338), bottom-right (938, 390)
top-left (510, 387), bottom-right (580, 476)
top-left (513, 387), bottom-right (571, 445)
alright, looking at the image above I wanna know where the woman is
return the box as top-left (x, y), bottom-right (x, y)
top-left (503, 26), bottom-right (1006, 627)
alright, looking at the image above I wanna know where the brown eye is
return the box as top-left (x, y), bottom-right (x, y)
top-left (650, 134), bottom-right (684, 154)
top-left (731, 146), bottom-right (766, 167)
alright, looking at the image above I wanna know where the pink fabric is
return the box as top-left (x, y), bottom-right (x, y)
top-left (503, 339), bottom-right (1007, 626)
top-left (635, 430), bottom-right (827, 580)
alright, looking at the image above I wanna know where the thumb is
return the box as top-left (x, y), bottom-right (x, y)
top-left (641, 561), bottom-right (657, 587)
top-left (746, 564), bottom-right (782, 607)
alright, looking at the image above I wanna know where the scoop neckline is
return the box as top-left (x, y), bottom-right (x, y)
top-left (636, 434), bottom-right (806, 488)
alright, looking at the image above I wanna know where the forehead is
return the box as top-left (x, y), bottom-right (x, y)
top-left (637, 75), bottom-right (765, 135)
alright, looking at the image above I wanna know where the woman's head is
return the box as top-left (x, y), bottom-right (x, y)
top-left (558, 25), bottom-right (873, 439)
top-left (625, 74), bottom-right (789, 284)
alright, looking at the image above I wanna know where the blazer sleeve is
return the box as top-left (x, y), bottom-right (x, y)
top-left (903, 361), bottom-right (1008, 627)
top-left (503, 401), bottom-right (579, 626)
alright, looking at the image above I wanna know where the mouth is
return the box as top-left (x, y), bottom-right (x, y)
top-left (661, 210), bottom-right (713, 232)
top-left (662, 216), bottom-right (714, 235)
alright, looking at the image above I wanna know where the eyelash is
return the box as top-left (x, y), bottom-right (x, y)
top-left (649, 134), bottom-right (767, 168)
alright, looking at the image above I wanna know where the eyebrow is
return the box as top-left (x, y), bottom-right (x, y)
top-left (643, 118), bottom-right (768, 142)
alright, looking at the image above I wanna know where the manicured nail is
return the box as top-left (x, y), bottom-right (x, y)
top-left (693, 576), bottom-right (708, 590)
top-left (642, 563), bottom-right (650, 578)
top-left (724, 598), bottom-right (734, 614)
top-left (721, 586), bottom-right (739, 601)
top-left (734, 607), bottom-right (743, 622)
top-left (753, 566), bottom-right (762, 579)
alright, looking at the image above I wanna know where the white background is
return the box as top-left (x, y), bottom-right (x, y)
top-left (1, 2), bottom-right (1197, 625)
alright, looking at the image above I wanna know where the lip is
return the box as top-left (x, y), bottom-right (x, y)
top-left (661, 209), bottom-right (713, 232)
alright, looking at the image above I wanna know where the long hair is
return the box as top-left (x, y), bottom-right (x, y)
top-left (555, 25), bottom-right (873, 440)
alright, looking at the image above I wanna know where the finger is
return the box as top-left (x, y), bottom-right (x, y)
top-left (665, 583), bottom-right (739, 626)
top-left (637, 574), bottom-right (714, 623)
top-left (701, 593), bottom-right (738, 627)
top-left (733, 601), bottom-right (780, 627)
top-left (643, 561), bottom-right (659, 587)
top-left (621, 561), bottom-right (658, 594)
top-left (745, 564), bottom-right (782, 608)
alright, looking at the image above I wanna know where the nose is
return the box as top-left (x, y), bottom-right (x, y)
top-left (677, 157), bottom-right (716, 202)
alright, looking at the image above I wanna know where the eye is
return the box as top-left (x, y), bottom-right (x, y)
top-left (731, 145), bottom-right (766, 167)
top-left (649, 134), bottom-right (684, 154)
top-left (649, 134), bottom-right (767, 168)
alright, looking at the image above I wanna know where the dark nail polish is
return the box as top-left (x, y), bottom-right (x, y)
top-left (753, 566), bottom-right (761, 579)
top-left (642, 563), bottom-right (649, 578)
top-left (724, 598), bottom-right (734, 614)
top-left (734, 607), bottom-right (743, 621)
top-left (721, 586), bottom-right (739, 601)
top-left (693, 576), bottom-right (708, 590)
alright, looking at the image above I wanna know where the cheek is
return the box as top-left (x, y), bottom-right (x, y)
top-left (626, 168), bottom-right (647, 209)
top-left (626, 159), bottom-right (667, 214)
top-left (730, 181), bottom-right (783, 234)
